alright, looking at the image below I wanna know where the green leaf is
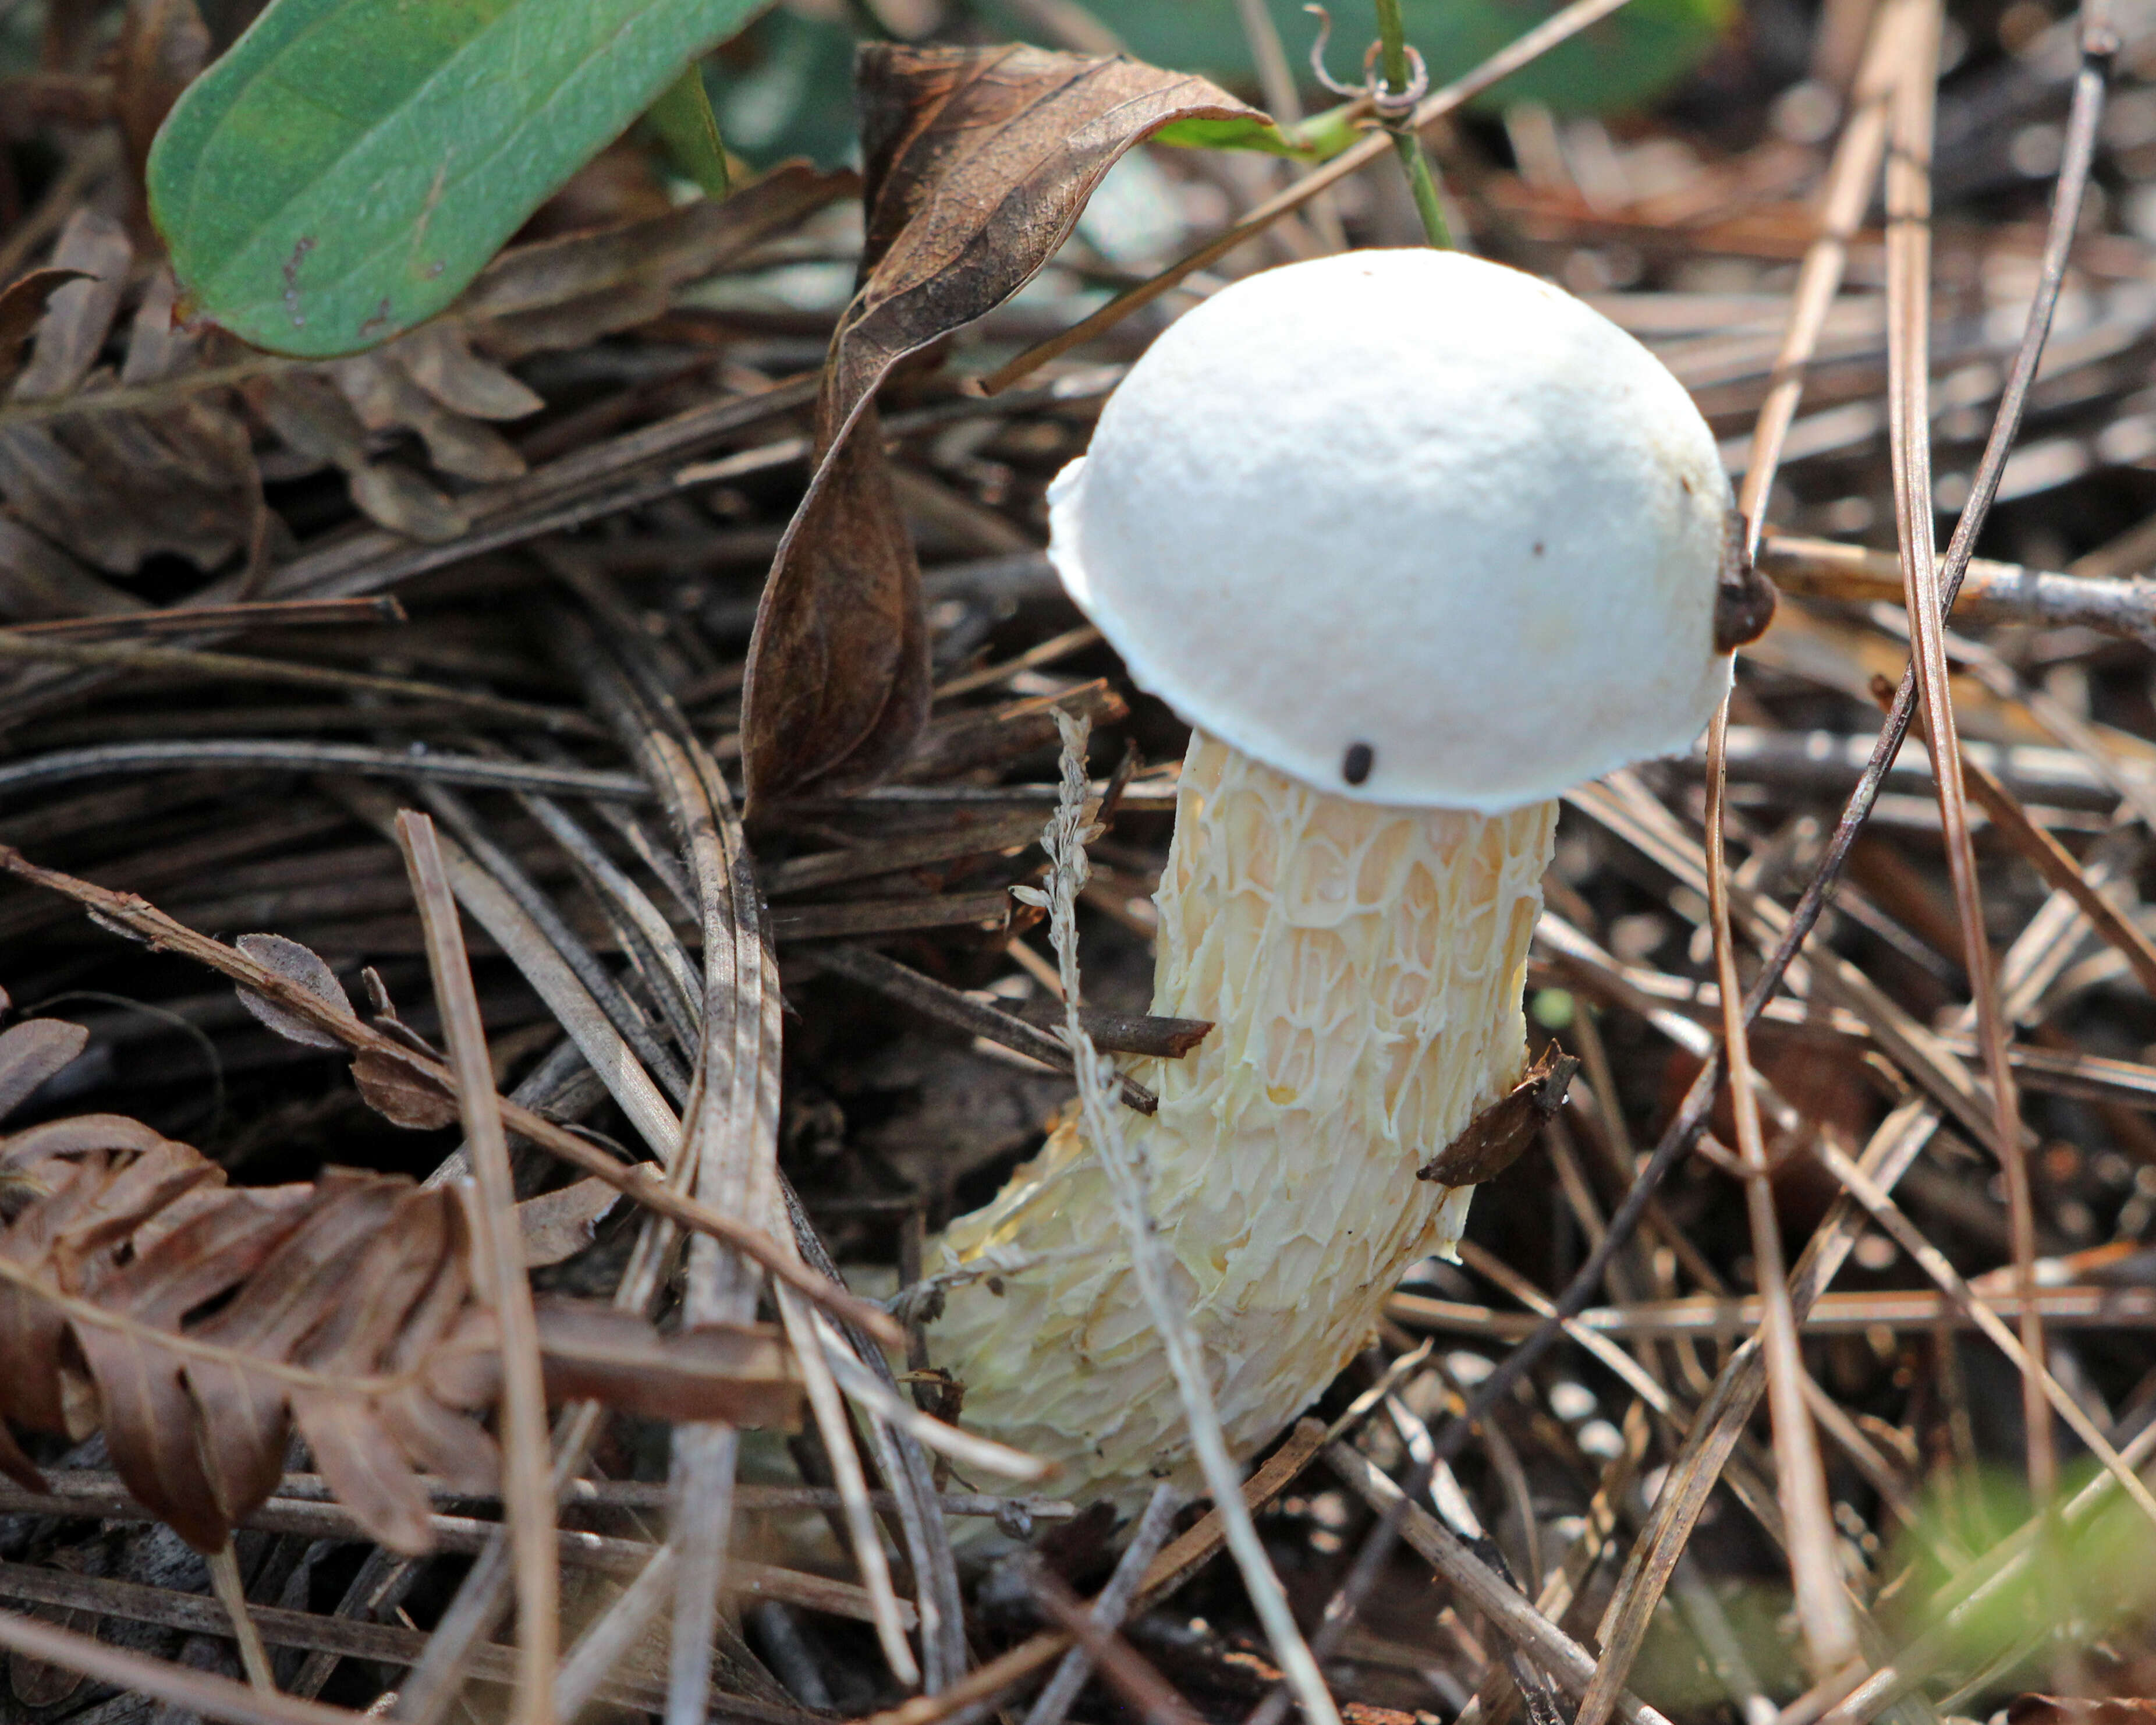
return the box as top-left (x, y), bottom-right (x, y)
top-left (148, 0), bottom-right (768, 359)
top-left (1151, 102), bottom-right (1361, 162)
top-left (647, 62), bottom-right (731, 199)
top-left (1152, 113), bottom-right (1309, 158)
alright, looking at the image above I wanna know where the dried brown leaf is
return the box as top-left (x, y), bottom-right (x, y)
top-left (13, 208), bottom-right (130, 403)
top-left (744, 409), bottom-right (932, 806)
top-left (1418, 1047), bottom-right (1580, 1186)
top-left (350, 1049), bottom-right (460, 1129)
top-left (461, 161), bottom-right (854, 328)
top-left (529, 1301), bottom-right (801, 1425)
top-left (0, 1018), bottom-right (88, 1118)
top-left (0, 1003), bottom-right (800, 1559)
top-left (330, 353), bottom-right (526, 482)
top-left (391, 321), bottom-right (543, 420)
top-left (740, 45), bottom-right (1262, 807)
top-left (0, 270), bottom-right (93, 397)
top-left (233, 933), bottom-right (349, 1050)
top-left (0, 515), bottom-right (141, 621)
top-left (0, 263), bottom-right (258, 575)
top-left (250, 371), bottom-right (468, 542)
top-left (516, 1175), bottom-right (619, 1267)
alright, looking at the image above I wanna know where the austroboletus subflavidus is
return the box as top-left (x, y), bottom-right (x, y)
top-left (927, 248), bottom-right (1767, 1510)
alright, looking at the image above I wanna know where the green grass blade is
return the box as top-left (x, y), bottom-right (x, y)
top-left (647, 62), bottom-right (731, 199)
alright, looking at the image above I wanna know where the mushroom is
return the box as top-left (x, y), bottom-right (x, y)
top-left (927, 248), bottom-right (1767, 1510)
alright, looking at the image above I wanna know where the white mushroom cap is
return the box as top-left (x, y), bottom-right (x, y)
top-left (1047, 248), bottom-right (1736, 812)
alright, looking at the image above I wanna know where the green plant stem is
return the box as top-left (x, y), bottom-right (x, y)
top-left (1371, 0), bottom-right (1453, 247)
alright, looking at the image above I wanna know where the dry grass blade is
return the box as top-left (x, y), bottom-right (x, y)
top-left (1023, 1484), bottom-right (1181, 1725)
top-left (1881, 0), bottom-right (2053, 1508)
top-left (329, 778), bottom-right (685, 1159)
top-left (0, 1604), bottom-right (364, 1725)
top-left (854, 1422), bottom-right (1330, 1725)
top-left (0, 741), bottom-right (649, 802)
top-left (1322, 1441), bottom-right (1673, 1725)
top-left (207, 1539), bottom-right (276, 1693)
top-left (1391, 1284), bottom-right (2156, 1338)
top-left (1699, 699), bottom-right (1851, 1694)
top-left (578, 624), bottom-right (803, 1722)
top-left (6, 596), bottom-right (402, 637)
top-left (1885, 681), bottom-right (2156, 1000)
top-left (0, 631), bottom-right (602, 735)
top-left (776, 1290), bottom-right (920, 1687)
top-left (1731, 0), bottom-right (1911, 541)
top-left (396, 811), bottom-right (558, 1725)
top-left (560, 601), bottom-right (970, 1694)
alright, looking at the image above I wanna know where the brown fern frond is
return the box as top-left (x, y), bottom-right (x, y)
top-left (0, 1003), bottom-right (800, 1560)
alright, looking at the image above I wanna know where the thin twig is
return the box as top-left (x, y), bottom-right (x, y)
top-left (1019, 1561), bottom-right (1203, 1725)
top-left (207, 1542), bottom-right (278, 1695)
top-left (0, 1607), bottom-right (361, 1725)
top-left (1879, 0), bottom-right (2055, 1517)
top-left (1322, 1442), bottom-right (1675, 1725)
top-left (0, 632), bottom-right (602, 736)
top-left (0, 741), bottom-right (649, 803)
top-left (8, 597), bottom-right (405, 638)
top-left (1022, 1485), bottom-right (1182, 1725)
top-left (1701, 697), bottom-right (1856, 1680)
top-left (397, 812), bottom-right (559, 1725)
top-left (1034, 710), bottom-right (1338, 1725)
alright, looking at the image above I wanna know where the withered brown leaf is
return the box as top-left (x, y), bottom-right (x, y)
top-left (0, 269), bottom-right (93, 398)
top-left (0, 1002), bottom-right (802, 1557)
top-left (529, 1301), bottom-right (802, 1426)
top-left (1417, 1046), bottom-right (1579, 1186)
top-left (0, 1016), bottom-right (89, 1118)
top-left (350, 1049), bottom-right (460, 1129)
top-left (233, 931), bottom-right (349, 1050)
top-left (740, 45), bottom-right (1263, 809)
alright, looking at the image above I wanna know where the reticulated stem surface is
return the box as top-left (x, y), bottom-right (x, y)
top-left (931, 732), bottom-right (1555, 1508)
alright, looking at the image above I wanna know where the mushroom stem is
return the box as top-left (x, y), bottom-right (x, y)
top-left (931, 731), bottom-right (1555, 1507)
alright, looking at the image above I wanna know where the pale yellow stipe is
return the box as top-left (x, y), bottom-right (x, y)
top-left (927, 732), bottom-right (1557, 1511)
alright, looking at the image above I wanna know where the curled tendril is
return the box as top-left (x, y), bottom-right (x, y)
top-left (1304, 6), bottom-right (1362, 98)
top-left (1371, 41), bottom-right (1430, 115)
top-left (1303, 6), bottom-right (1431, 119)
